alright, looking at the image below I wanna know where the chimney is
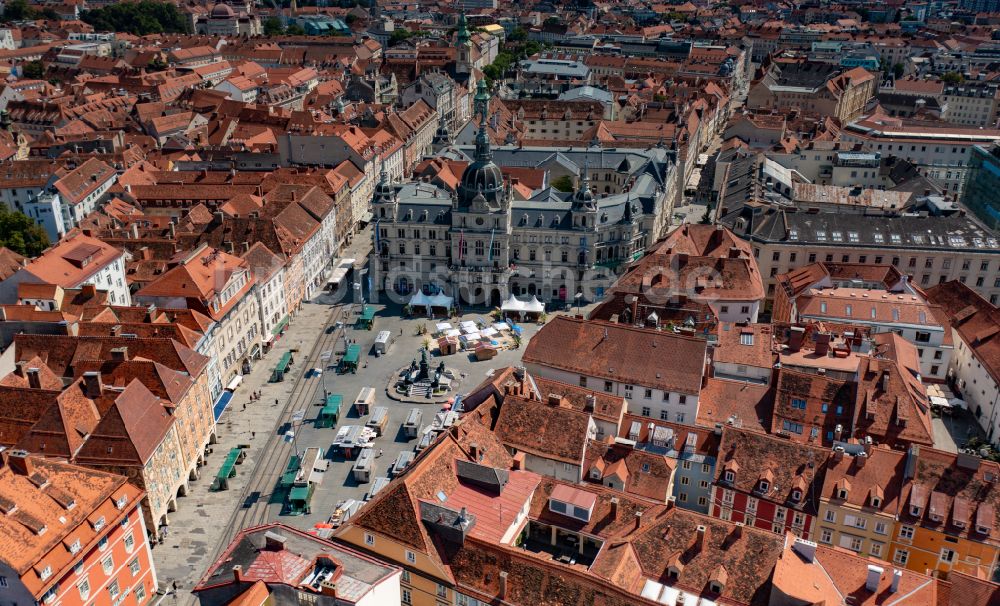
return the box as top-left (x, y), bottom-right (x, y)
top-left (585, 394), bottom-right (596, 411)
top-left (866, 565), bottom-right (883, 592)
top-left (814, 332), bottom-right (831, 356)
top-left (890, 569), bottom-right (902, 593)
top-left (833, 446), bottom-right (845, 463)
top-left (788, 326), bottom-right (805, 352)
top-left (610, 496), bottom-right (619, 521)
top-left (498, 571), bottom-right (508, 600)
top-left (83, 371), bottom-right (102, 398)
top-left (634, 510), bottom-right (643, 532)
top-left (793, 538), bottom-right (817, 563)
top-left (856, 452), bottom-right (868, 468)
top-left (232, 565), bottom-right (242, 583)
top-left (834, 424), bottom-right (843, 442)
top-left (547, 393), bottom-right (562, 407)
top-left (110, 346), bottom-right (128, 362)
top-left (26, 367), bottom-right (41, 389)
top-left (469, 442), bottom-right (478, 461)
top-left (904, 445), bottom-right (919, 480)
top-left (264, 531), bottom-right (287, 551)
top-left (6, 450), bottom-right (32, 476)
top-left (695, 525), bottom-right (706, 552)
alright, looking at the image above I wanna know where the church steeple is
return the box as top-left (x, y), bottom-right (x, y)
top-left (572, 160), bottom-right (595, 210)
top-left (473, 79), bottom-right (492, 163)
top-left (457, 11), bottom-right (470, 46)
top-left (457, 79), bottom-right (505, 211)
top-left (456, 11), bottom-right (473, 75)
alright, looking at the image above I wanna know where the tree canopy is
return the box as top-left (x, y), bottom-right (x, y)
top-left (80, 1), bottom-right (190, 35)
top-left (551, 175), bottom-right (575, 192)
top-left (0, 208), bottom-right (49, 257)
top-left (1, 0), bottom-right (58, 22)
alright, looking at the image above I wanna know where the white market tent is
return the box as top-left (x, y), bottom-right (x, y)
top-left (501, 294), bottom-right (545, 314)
top-left (409, 292), bottom-right (454, 316)
top-left (445, 328), bottom-right (461, 337)
top-left (436, 322), bottom-right (453, 332)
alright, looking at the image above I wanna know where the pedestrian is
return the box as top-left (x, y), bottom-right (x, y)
top-left (242, 403), bottom-right (246, 411)
top-left (275, 398), bottom-right (279, 406)
top-left (251, 431), bottom-right (256, 438)
top-left (399, 328), bottom-right (403, 336)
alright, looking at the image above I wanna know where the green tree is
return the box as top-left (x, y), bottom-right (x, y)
top-left (146, 56), bottom-right (167, 71)
top-left (551, 175), bottom-right (575, 192)
top-left (699, 205), bottom-right (713, 224)
top-left (1, 0), bottom-right (33, 21)
top-left (892, 63), bottom-right (904, 79)
top-left (0, 208), bottom-right (48, 257)
top-left (509, 27), bottom-right (527, 42)
top-left (263, 16), bottom-right (284, 36)
top-left (543, 16), bottom-right (560, 27)
top-left (80, 1), bottom-right (190, 35)
top-left (941, 71), bottom-right (963, 85)
top-left (389, 28), bottom-right (418, 45)
top-left (344, 14), bottom-right (357, 25)
top-left (21, 60), bottom-right (44, 79)
top-left (286, 23), bottom-right (305, 35)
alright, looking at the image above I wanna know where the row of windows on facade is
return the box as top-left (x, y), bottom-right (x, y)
top-left (579, 377), bottom-right (692, 403)
top-left (768, 249), bottom-right (994, 273)
top-left (382, 228), bottom-right (635, 247)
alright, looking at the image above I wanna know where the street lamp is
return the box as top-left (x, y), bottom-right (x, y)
top-left (575, 291), bottom-right (583, 317)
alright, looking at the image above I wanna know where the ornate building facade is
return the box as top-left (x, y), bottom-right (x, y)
top-left (371, 81), bottom-right (678, 307)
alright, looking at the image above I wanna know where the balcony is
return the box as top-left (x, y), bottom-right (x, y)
top-left (518, 521), bottom-right (601, 569)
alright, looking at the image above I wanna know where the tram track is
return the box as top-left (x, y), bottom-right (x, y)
top-left (211, 302), bottom-right (347, 553)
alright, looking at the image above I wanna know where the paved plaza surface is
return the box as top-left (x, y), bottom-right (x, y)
top-left (151, 291), bottom-right (545, 605)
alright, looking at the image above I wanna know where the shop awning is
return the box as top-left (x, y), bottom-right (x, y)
top-left (289, 486), bottom-right (311, 502)
top-left (226, 375), bottom-right (243, 391)
top-left (275, 351), bottom-right (292, 374)
top-left (213, 391), bottom-right (234, 421)
top-left (327, 264), bottom-right (352, 287)
top-left (324, 394), bottom-right (343, 414)
top-left (272, 315), bottom-right (290, 335)
top-left (359, 211), bottom-right (374, 224)
top-left (359, 307), bottom-right (376, 322)
top-left (343, 344), bottom-right (361, 365)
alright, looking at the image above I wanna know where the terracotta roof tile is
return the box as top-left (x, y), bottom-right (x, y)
top-left (523, 317), bottom-right (707, 396)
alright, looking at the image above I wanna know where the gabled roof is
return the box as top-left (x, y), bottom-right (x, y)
top-left (73, 379), bottom-right (173, 466)
top-left (523, 317), bottom-right (707, 395)
top-left (494, 393), bottom-right (592, 464)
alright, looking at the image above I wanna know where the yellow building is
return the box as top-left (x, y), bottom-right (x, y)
top-left (888, 447), bottom-right (999, 579)
top-left (816, 446), bottom-right (906, 561)
top-left (335, 418), bottom-right (516, 606)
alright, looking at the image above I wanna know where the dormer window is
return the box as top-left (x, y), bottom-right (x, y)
top-left (709, 581), bottom-right (724, 594)
top-left (92, 516), bottom-right (105, 531)
top-left (724, 471), bottom-right (735, 483)
top-left (929, 512), bottom-right (942, 523)
top-left (590, 467), bottom-right (601, 480)
top-left (838, 488), bottom-right (848, 500)
top-left (977, 524), bottom-right (990, 535)
top-left (667, 566), bottom-right (681, 580)
top-left (910, 506), bottom-right (922, 517)
top-left (758, 480), bottom-right (769, 493)
top-left (871, 497), bottom-right (882, 509)
top-left (791, 490), bottom-right (802, 502)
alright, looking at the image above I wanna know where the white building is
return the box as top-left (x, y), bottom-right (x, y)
top-left (926, 281), bottom-right (1000, 444)
top-left (0, 231), bottom-right (131, 305)
top-left (522, 316), bottom-right (708, 425)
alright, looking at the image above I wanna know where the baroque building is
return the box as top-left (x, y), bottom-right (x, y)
top-left (371, 80), bottom-right (678, 307)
